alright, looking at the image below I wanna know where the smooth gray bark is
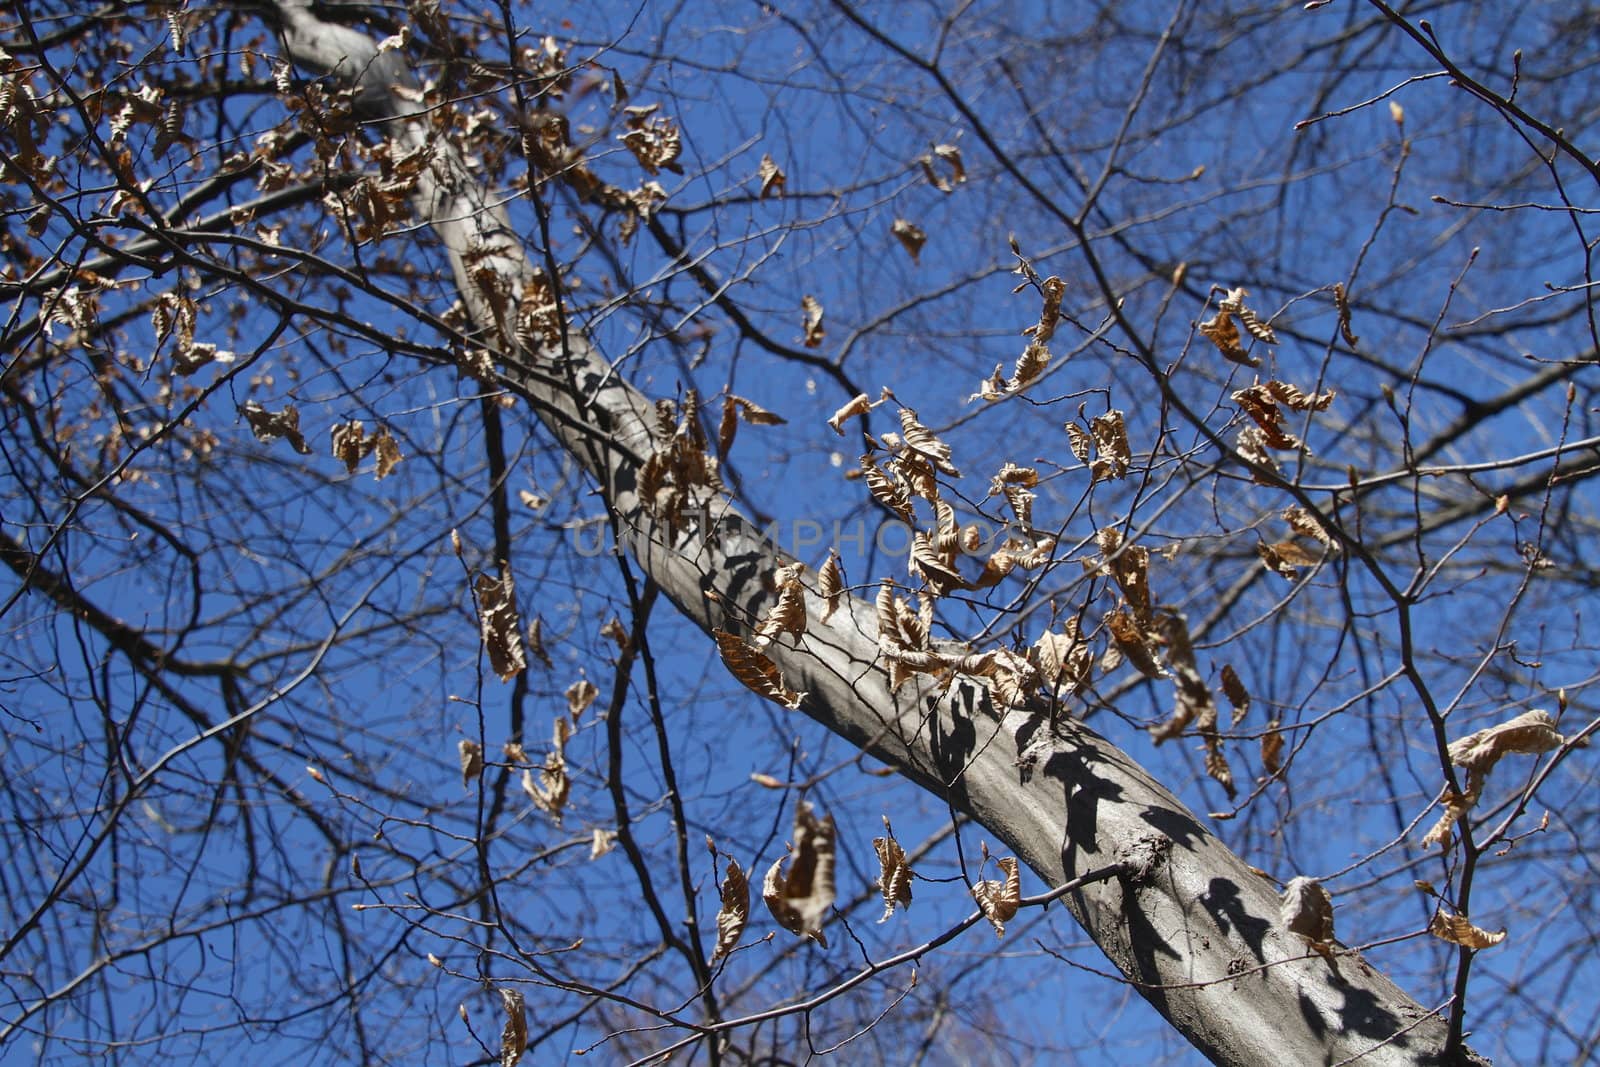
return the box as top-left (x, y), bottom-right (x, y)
top-left (262, 3), bottom-right (1478, 1062)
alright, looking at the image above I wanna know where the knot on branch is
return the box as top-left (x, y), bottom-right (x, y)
top-left (1115, 832), bottom-right (1173, 887)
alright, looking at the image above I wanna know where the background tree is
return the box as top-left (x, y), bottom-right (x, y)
top-left (3, 1), bottom-right (1598, 1064)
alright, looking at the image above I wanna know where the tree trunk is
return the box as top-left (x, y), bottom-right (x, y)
top-left (264, 3), bottom-right (1477, 1062)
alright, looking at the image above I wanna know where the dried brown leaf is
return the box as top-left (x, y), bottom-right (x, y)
top-left (1096, 528), bottom-right (1152, 621)
top-left (1026, 276), bottom-right (1066, 345)
top-left (566, 679), bottom-right (598, 719)
top-left (331, 420), bottom-right (371, 474)
top-left (891, 218), bottom-right (926, 262)
top-left (458, 739), bottom-right (483, 788)
top-left (817, 551), bottom-right (844, 624)
top-left (497, 987), bottom-right (527, 1067)
top-left (1283, 505), bottom-right (1339, 551)
top-left (1280, 876), bottom-right (1335, 956)
top-left (1151, 610), bottom-right (1214, 743)
top-left (1333, 282), bottom-right (1359, 346)
top-left (1032, 624), bottom-right (1090, 693)
top-left (898, 408), bottom-right (960, 477)
top-left (241, 400), bottom-right (312, 454)
top-left (1448, 709), bottom-right (1563, 773)
top-left (920, 143), bottom-right (967, 192)
top-left (718, 394), bottom-right (786, 458)
top-left (1065, 422), bottom-right (1091, 464)
top-left (762, 802), bottom-right (835, 946)
top-left (908, 530), bottom-right (964, 595)
top-left (1220, 664), bottom-right (1250, 726)
top-left (527, 616), bottom-right (554, 670)
top-left (873, 820), bottom-right (913, 923)
top-left (711, 858), bottom-right (750, 960)
top-left (714, 629), bottom-right (805, 709)
top-left (757, 153), bottom-right (785, 199)
top-left (1011, 342), bottom-right (1050, 391)
top-left (372, 427), bottom-right (403, 479)
top-left (475, 567), bottom-right (527, 682)
top-left (1429, 909), bottom-right (1506, 950)
top-left (1259, 539), bottom-right (1322, 581)
top-left (972, 856), bottom-right (1021, 938)
top-left (1107, 609), bottom-right (1165, 680)
top-left (521, 717), bottom-right (571, 825)
top-left (829, 393), bottom-right (872, 435)
top-left (754, 578), bottom-right (808, 647)
top-left (1261, 719), bottom-right (1284, 777)
top-left (801, 295), bottom-right (825, 348)
top-left (1198, 308), bottom-right (1254, 366)
top-left (617, 104), bottom-right (682, 175)
top-left (1089, 410), bottom-right (1131, 482)
top-left (590, 828), bottom-right (617, 859)
top-left (1421, 783), bottom-right (1479, 851)
top-left (599, 617), bottom-right (629, 653)
top-left (1263, 379), bottom-right (1335, 412)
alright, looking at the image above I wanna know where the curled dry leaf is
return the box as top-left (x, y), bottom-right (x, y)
top-left (1280, 876), bottom-right (1336, 958)
top-left (1421, 709), bottom-right (1563, 850)
top-left (817, 550), bottom-right (844, 624)
top-left (332, 420), bottom-right (402, 478)
top-left (1031, 622), bottom-right (1091, 694)
top-left (1333, 282), bottom-right (1359, 345)
top-left (763, 801), bottom-right (836, 947)
top-left (1447, 709), bottom-right (1563, 773)
top-left (1094, 528), bottom-right (1152, 621)
top-left (1220, 664), bottom-right (1250, 726)
top-left (1235, 425), bottom-right (1282, 481)
top-left (1429, 908), bottom-right (1506, 950)
top-left (475, 567), bottom-right (527, 682)
top-left (617, 103), bottom-right (682, 175)
top-left (458, 739), bottom-right (483, 788)
top-left (1151, 610), bottom-right (1217, 747)
top-left (1261, 719), bottom-right (1285, 777)
top-left (754, 569), bottom-right (808, 648)
top-left (920, 143), bottom-right (966, 191)
top-left (1259, 539), bottom-right (1323, 581)
top-left (332, 420), bottom-right (369, 473)
top-left (565, 679), bottom-right (598, 719)
top-left (589, 828), bottom-right (618, 860)
top-left (521, 716), bottom-right (571, 825)
top-left (757, 153), bottom-right (785, 199)
top-left (897, 408), bottom-right (960, 477)
top-left (599, 616), bottom-right (629, 652)
top-left (1283, 505), bottom-right (1339, 551)
top-left (1199, 287), bottom-right (1277, 366)
top-left (1420, 784), bottom-right (1478, 851)
top-left (372, 428), bottom-right (403, 479)
top-left (891, 218), bottom-right (926, 262)
top-left (801, 295), bottom-right (825, 348)
top-left (711, 857), bottom-right (750, 960)
top-left (1026, 275), bottom-right (1066, 345)
top-left (1069, 410), bottom-right (1132, 482)
top-left (713, 629), bottom-right (805, 709)
top-left (827, 387), bottom-right (892, 434)
top-left (527, 616), bottom-right (554, 670)
top-left (873, 818), bottom-right (913, 923)
top-left (1233, 380), bottom-right (1336, 454)
top-left (716, 393), bottom-right (787, 458)
top-left (972, 856), bottom-right (1021, 938)
top-left (241, 400), bottom-right (313, 454)
top-left (497, 987), bottom-right (528, 1067)
top-left (1107, 609), bottom-right (1165, 680)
